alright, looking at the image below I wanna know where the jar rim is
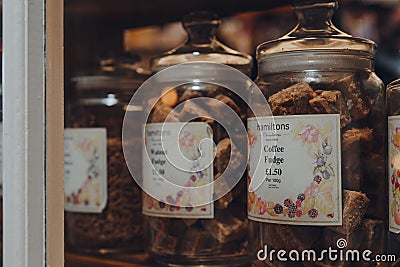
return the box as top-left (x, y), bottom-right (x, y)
top-left (387, 78), bottom-right (400, 90)
top-left (257, 36), bottom-right (376, 61)
top-left (257, 51), bottom-right (374, 75)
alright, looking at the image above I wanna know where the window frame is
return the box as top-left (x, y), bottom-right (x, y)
top-left (3, 0), bottom-right (64, 266)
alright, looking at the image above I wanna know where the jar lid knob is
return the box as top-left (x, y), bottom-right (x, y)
top-left (289, 0), bottom-right (346, 37)
top-left (182, 11), bottom-right (221, 45)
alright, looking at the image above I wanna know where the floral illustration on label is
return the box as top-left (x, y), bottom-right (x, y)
top-left (389, 117), bottom-right (400, 233)
top-left (247, 115), bottom-right (341, 225)
top-left (142, 122), bottom-right (214, 218)
top-left (248, 131), bottom-right (257, 147)
top-left (65, 137), bottom-right (101, 205)
top-left (64, 128), bottom-right (107, 213)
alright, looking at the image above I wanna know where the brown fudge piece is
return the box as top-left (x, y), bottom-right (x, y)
top-left (342, 128), bottom-right (373, 151)
top-left (147, 217), bottom-right (166, 232)
top-left (152, 231), bottom-right (179, 254)
top-left (149, 102), bottom-right (180, 123)
top-left (388, 89), bottom-right (400, 115)
top-left (214, 94), bottom-right (241, 114)
top-left (323, 226), bottom-right (363, 251)
top-left (309, 90), bottom-right (351, 128)
top-left (341, 128), bottom-right (373, 191)
top-left (277, 225), bottom-right (322, 251)
top-left (179, 100), bottom-right (213, 124)
top-left (206, 94), bottom-right (244, 123)
top-left (231, 175), bottom-right (247, 200)
top-left (207, 85), bottom-right (235, 98)
top-left (228, 200), bottom-right (247, 221)
top-left (214, 170), bottom-right (234, 210)
top-left (360, 219), bottom-right (384, 254)
top-left (215, 138), bottom-right (243, 174)
top-left (148, 217), bottom-right (187, 237)
top-left (182, 218), bottom-right (198, 227)
top-left (178, 90), bottom-right (202, 103)
top-left (268, 82), bottom-right (315, 115)
top-left (363, 186), bottom-right (386, 220)
top-left (214, 173), bottom-right (241, 214)
top-left (260, 224), bottom-right (321, 254)
top-left (211, 124), bottom-right (229, 143)
top-left (362, 153), bottom-right (385, 219)
top-left (329, 190), bottom-right (369, 235)
top-left (166, 219), bottom-right (187, 237)
top-left (202, 212), bottom-right (247, 243)
top-left (216, 191), bottom-right (233, 209)
top-left (337, 74), bottom-right (371, 120)
top-left (179, 228), bottom-right (218, 256)
top-left (215, 138), bottom-right (231, 173)
top-left (294, 226), bottom-right (323, 250)
top-left (342, 171), bottom-right (361, 191)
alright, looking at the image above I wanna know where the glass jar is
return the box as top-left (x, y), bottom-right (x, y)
top-left (143, 11), bottom-right (253, 266)
top-left (387, 79), bottom-right (400, 266)
top-left (248, 1), bottom-right (386, 266)
top-left (64, 53), bottom-right (149, 253)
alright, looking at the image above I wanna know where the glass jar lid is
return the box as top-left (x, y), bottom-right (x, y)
top-left (71, 53), bottom-right (150, 107)
top-left (257, 0), bottom-right (376, 62)
top-left (151, 11), bottom-right (253, 76)
top-left (72, 52), bottom-right (150, 92)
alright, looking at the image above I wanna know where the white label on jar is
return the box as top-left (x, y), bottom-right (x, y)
top-left (142, 122), bottom-right (214, 218)
top-left (247, 115), bottom-right (342, 226)
top-left (64, 128), bottom-right (107, 213)
top-left (389, 116), bottom-right (400, 233)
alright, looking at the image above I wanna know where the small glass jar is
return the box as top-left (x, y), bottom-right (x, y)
top-left (143, 12), bottom-right (253, 266)
top-left (248, 1), bottom-right (386, 266)
top-left (387, 79), bottom-right (400, 266)
top-left (64, 54), bottom-right (149, 253)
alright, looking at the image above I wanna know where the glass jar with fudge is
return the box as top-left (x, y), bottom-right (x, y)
top-left (387, 79), bottom-right (400, 266)
top-left (141, 11), bottom-right (253, 266)
top-left (64, 53), bottom-right (149, 253)
top-left (248, 1), bottom-right (386, 266)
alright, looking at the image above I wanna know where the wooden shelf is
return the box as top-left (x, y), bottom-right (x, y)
top-left (65, 252), bottom-right (155, 267)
